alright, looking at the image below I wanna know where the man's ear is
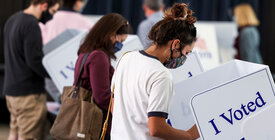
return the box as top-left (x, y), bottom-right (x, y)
top-left (41, 3), bottom-right (48, 11)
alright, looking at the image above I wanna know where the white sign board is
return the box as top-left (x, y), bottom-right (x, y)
top-left (43, 31), bottom-right (87, 93)
top-left (189, 60), bottom-right (275, 140)
top-left (198, 21), bottom-right (237, 49)
top-left (201, 21), bottom-right (237, 63)
top-left (241, 103), bottom-right (275, 140)
top-left (194, 23), bottom-right (220, 70)
top-left (43, 34), bottom-right (144, 93)
top-left (169, 51), bottom-right (204, 84)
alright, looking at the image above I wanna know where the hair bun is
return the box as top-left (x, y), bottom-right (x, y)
top-left (171, 3), bottom-right (188, 19)
top-left (165, 3), bottom-right (197, 24)
top-left (186, 9), bottom-right (197, 24)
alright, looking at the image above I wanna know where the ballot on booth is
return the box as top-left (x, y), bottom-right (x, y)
top-left (169, 60), bottom-right (275, 140)
top-left (241, 103), bottom-right (275, 140)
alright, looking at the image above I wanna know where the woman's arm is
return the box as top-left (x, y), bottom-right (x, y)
top-left (148, 117), bottom-right (199, 140)
top-left (88, 51), bottom-right (111, 110)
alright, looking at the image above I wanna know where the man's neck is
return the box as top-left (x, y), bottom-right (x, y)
top-left (24, 5), bottom-right (41, 19)
top-left (146, 9), bottom-right (161, 18)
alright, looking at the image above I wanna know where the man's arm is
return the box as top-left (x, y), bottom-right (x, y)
top-left (24, 22), bottom-right (49, 78)
top-left (148, 116), bottom-right (200, 140)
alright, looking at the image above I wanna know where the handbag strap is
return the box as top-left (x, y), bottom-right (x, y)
top-left (73, 53), bottom-right (90, 98)
top-left (100, 51), bottom-right (130, 140)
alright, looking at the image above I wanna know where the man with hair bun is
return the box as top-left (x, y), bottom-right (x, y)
top-left (111, 3), bottom-right (200, 140)
top-left (3, 0), bottom-right (53, 140)
top-left (137, 0), bottom-right (165, 50)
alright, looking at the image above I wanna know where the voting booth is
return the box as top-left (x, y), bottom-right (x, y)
top-left (199, 21), bottom-right (237, 63)
top-left (172, 60), bottom-right (275, 140)
top-left (194, 23), bottom-right (220, 70)
top-left (169, 51), bottom-right (204, 84)
top-left (241, 103), bottom-right (275, 140)
top-left (43, 34), bottom-right (145, 93)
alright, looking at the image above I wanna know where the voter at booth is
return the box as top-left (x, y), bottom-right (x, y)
top-left (111, 3), bottom-right (200, 140)
top-left (73, 13), bottom-right (129, 140)
top-left (3, 0), bottom-right (53, 139)
top-left (137, 0), bottom-right (164, 50)
top-left (40, 0), bottom-right (93, 45)
top-left (233, 3), bottom-right (263, 64)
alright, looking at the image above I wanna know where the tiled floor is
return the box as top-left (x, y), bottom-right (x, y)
top-left (0, 124), bottom-right (9, 140)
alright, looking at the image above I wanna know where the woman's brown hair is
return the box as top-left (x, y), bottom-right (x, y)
top-left (149, 3), bottom-right (197, 47)
top-left (78, 13), bottom-right (129, 59)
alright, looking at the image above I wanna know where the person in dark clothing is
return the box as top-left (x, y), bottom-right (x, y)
top-left (3, 0), bottom-right (53, 139)
top-left (73, 13), bottom-right (129, 140)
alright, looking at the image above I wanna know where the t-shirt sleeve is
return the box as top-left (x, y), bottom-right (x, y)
top-left (147, 71), bottom-right (173, 119)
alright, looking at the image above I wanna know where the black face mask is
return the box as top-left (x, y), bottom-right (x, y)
top-left (39, 10), bottom-right (53, 24)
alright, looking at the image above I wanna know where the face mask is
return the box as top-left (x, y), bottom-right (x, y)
top-left (164, 41), bottom-right (187, 69)
top-left (39, 10), bottom-right (53, 24)
top-left (113, 41), bottom-right (123, 53)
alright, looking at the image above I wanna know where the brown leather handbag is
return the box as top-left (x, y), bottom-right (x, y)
top-left (50, 53), bottom-right (103, 140)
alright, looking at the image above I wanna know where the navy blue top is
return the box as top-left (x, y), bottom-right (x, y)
top-left (3, 12), bottom-right (49, 96)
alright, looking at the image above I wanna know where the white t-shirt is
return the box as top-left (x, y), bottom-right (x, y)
top-left (111, 51), bottom-right (173, 140)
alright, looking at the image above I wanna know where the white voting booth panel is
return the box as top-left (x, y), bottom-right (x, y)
top-left (43, 31), bottom-right (88, 93)
top-left (241, 103), bottom-right (275, 140)
top-left (169, 51), bottom-right (204, 84)
top-left (110, 35), bottom-right (143, 67)
top-left (43, 34), bottom-right (143, 93)
top-left (198, 21), bottom-right (237, 64)
top-left (187, 60), bottom-right (275, 140)
top-left (194, 23), bottom-right (220, 70)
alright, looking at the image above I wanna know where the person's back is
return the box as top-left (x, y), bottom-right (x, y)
top-left (234, 3), bottom-right (263, 64)
top-left (137, 0), bottom-right (164, 49)
top-left (239, 26), bottom-right (262, 63)
top-left (111, 3), bottom-right (200, 140)
top-left (3, 1), bottom-right (51, 139)
top-left (4, 11), bottom-right (48, 95)
top-left (111, 51), bottom-right (173, 140)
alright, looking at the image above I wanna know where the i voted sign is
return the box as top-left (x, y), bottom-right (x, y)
top-left (190, 60), bottom-right (275, 140)
top-left (241, 103), bottom-right (275, 140)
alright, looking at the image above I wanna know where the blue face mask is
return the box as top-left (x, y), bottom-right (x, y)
top-left (113, 41), bottom-right (123, 53)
